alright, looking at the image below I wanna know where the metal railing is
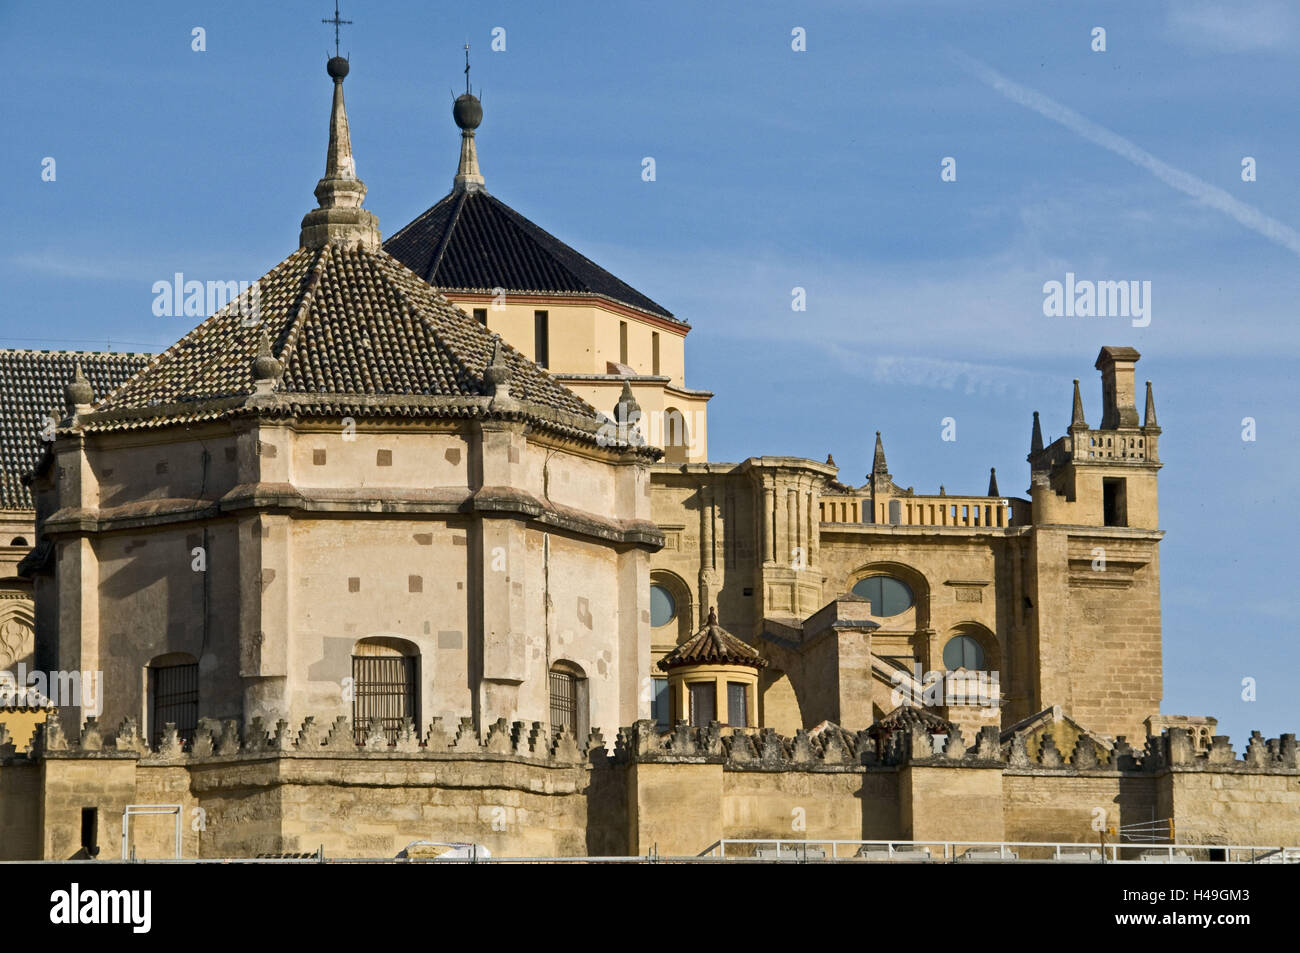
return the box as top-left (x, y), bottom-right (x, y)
top-left (697, 838), bottom-right (1300, 863)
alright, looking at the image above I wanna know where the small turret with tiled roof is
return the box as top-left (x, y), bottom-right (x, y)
top-left (657, 607), bottom-right (767, 671)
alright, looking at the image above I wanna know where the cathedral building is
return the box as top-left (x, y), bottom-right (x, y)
top-left (0, 56), bottom-right (1289, 861)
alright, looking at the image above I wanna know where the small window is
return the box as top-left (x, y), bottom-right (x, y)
top-left (473, 308), bottom-right (487, 325)
top-left (688, 682), bottom-right (716, 726)
top-left (1103, 477), bottom-right (1127, 527)
top-left (534, 310), bottom-right (549, 368)
top-left (943, 634), bottom-right (985, 671)
top-left (651, 332), bottom-right (660, 376)
top-left (651, 677), bottom-right (670, 729)
top-left (9, 537), bottom-right (28, 546)
top-left (619, 321), bottom-right (628, 365)
top-left (727, 682), bottom-right (749, 727)
top-left (650, 584), bottom-right (677, 628)
top-left (851, 575), bottom-right (914, 616)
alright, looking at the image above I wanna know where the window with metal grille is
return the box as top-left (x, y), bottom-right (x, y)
top-left (689, 682), bottom-right (716, 726)
top-left (549, 669), bottom-right (577, 735)
top-left (727, 682), bottom-right (749, 727)
top-left (149, 661), bottom-right (198, 747)
top-left (352, 654), bottom-right (418, 744)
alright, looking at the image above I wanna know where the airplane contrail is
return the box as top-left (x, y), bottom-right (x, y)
top-left (953, 50), bottom-right (1300, 259)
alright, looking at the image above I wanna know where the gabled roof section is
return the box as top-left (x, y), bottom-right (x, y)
top-left (658, 607), bottom-right (767, 671)
top-left (384, 189), bottom-right (681, 324)
top-left (0, 350), bottom-right (150, 510)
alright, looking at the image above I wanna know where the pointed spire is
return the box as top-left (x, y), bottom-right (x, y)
top-left (872, 431), bottom-right (888, 474)
top-left (1030, 411), bottom-right (1044, 454)
top-left (299, 57), bottom-right (381, 250)
top-left (1143, 380), bottom-right (1159, 430)
top-left (1069, 379), bottom-right (1087, 431)
top-left (64, 361), bottom-right (93, 413)
top-left (452, 47), bottom-right (485, 191)
top-left (987, 467), bottom-right (999, 497)
top-left (615, 378), bottom-right (641, 423)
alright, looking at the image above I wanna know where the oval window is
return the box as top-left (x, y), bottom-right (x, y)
top-left (942, 634), bottom-right (985, 671)
top-left (650, 584), bottom-right (677, 628)
top-left (851, 575), bottom-right (914, 616)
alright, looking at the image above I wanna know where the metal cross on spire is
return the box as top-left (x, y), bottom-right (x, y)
top-left (464, 43), bottom-right (471, 94)
top-left (322, 0), bottom-right (352, 58)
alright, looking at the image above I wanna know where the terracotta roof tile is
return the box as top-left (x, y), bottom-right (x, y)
top-left (0, 350), bottom-right (150, 510)
top-left (657, 607), bottom-right (767, 671)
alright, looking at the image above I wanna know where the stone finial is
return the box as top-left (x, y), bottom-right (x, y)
top-left (1030, 410), bottom-right (1044, 455)
top-left (1143, 380), bottom-right (1159, 431)
top-left (192, 719), bottom-right (219, 758)
top-left (821, 729), bottom-right (850, 764)
top-left (113, 717), bottom-right (147, 754)
top-left (453, 717), bottom-right (480, 750)
top-left (251, 329), bottom-right (283, 393)
top-left (452, 89), bottom-right (486, 191)
top-left (1009, 732), bottom-right (1030, 766)
top-left (155, 724), bottom-right (184, 761)
top-left (758, 729), bottom-right (787, 765)
top-left (394, 719), bottom-right (420, 753)
top-left (826, 452), bottom-right (836, 467)
top-left (975, 725), bottom-right (1000, 760)
top-left (299, 57), bottom-right (382, 250)
top-left (1069, 379), bottom-right (1087, 431)
top-left (297, 716), bottom-right (326, 750)
top-left (64, 362), bottom-right (94, 414)
top-left (79, 718), bottom-right (104, 752)
top-left (363, 717), bottom-right (388, 750)
top-left (484, 335), bottom-right (511, 402)
top-left (792, 729), bottom-right (817, 763)
top-left (42, 717), bottom-right (69, 753)
top-left (987, 467), bottom-right (999, 497)
top-left (245, 717), bottom-right (270, 753)
top-left (727, 731), bottom-right (758, 763)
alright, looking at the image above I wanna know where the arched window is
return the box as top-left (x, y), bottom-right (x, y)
top-left (148, 653), bottom-right (198, 747)
top-left (8, 537), bottom-right (28, 547)
top-left (352, 637), bottom-right (419, 743)
top-left (549, 661), bottom-right (588, 740)
top-left (650, 584), bottom-right (677, 628)
top-left (662, 407), bottom-right (690, 464)
top-left (942, 634), bottom-right (985, 671)
top-left (851, 575), bottom-right (914, 617)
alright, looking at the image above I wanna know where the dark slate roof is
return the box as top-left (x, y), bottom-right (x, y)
top-left (658, 608), bottom-right (767, 671)
top-left (0, 350), bottom-right (151, 510)
top-left (85, 243), bottom-right (624, 450)
top-left (384, 189), bottom-right (680, 323)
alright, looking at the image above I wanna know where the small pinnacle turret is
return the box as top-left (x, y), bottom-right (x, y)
top-left (1069, 379), bottom-right (1087, 432)
top-left (987, 467), bottom-right (999, 497)
top-left (1030, 411), bottom-right (1044, 456)
top-left (300, 57), bottom-right (381, 250)
top-left (1144, 380), bottom-right (1159, 431)
top-left (872, 431), bottom-right (889, 476)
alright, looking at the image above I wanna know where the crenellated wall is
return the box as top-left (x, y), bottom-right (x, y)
top-left (2, 716), bottom-right (1295, 860)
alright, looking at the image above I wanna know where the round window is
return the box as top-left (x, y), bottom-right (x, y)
top-left (942, 634), bottom-right (985, 671)
top-left (851, 575), bottom-right (914, 616)
top-left (650, 584), bottom-right (677, 628)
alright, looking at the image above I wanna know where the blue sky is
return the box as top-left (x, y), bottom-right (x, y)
top-left (2, 1), bottom-right (1297, 744)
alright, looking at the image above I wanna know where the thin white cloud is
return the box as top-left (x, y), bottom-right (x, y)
top-left (952, 51), bottom-right (1300, 260)
top-left (1165, 0), bottom-right (1297, 53)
